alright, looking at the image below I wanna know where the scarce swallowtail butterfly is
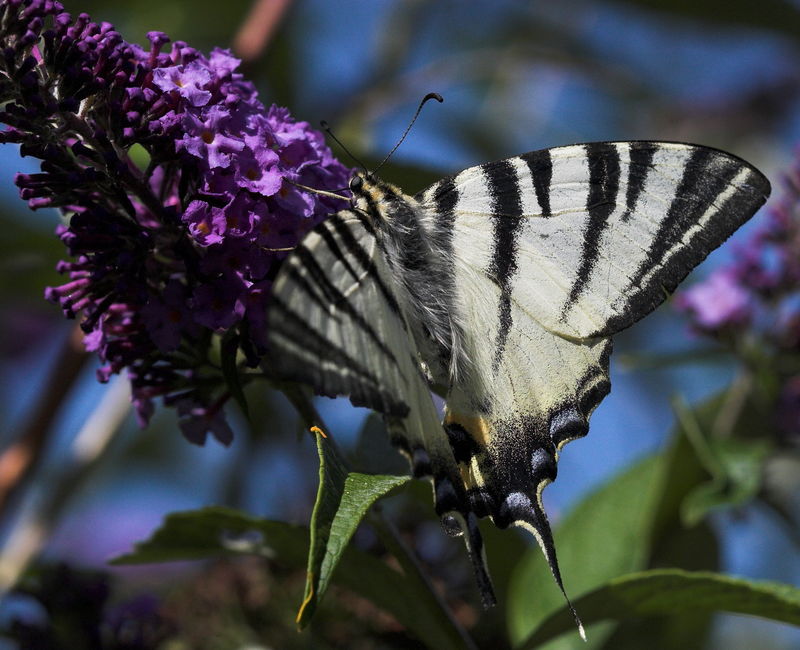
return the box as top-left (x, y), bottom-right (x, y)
top-left (266, 136), bottom-right (770, 627)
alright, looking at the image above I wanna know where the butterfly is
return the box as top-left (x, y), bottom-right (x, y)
top-left (266, 139), bottom-right (770, 628)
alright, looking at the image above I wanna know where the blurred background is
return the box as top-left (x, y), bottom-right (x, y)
top-left (0, 0), bottom-right (799, 648)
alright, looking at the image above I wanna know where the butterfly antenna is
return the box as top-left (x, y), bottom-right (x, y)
top-left (372, 92), bottom-right (443, 176)
top-left (320, 120), bottom-right (368, 174)
top-left (284, 178), bottom-right (350, 202)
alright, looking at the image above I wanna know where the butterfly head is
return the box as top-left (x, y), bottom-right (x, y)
top-left (348, 171), bottom-right (407, 225)
top-left (348, 172), bottom-right (367, 196)
top-left (347, 173), bottom-right (376, 219)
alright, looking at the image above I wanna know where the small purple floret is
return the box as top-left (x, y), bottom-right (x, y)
top-left (675, 269), bottom-right (753, 332)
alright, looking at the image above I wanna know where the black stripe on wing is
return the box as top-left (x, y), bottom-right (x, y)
top-left (431, 176), bottom-right (459, 234)
top-left (622, 141), bottom-right (656, 222)
top-left (562, 142), bottom-right (622, 317)
top-left (549, 340), bottom-right (612, 449)
top-left (599, 146), bottom-right (771, 336)
top-left (521, 148), bottom-right (553, 218)
top-left (283, 262), bottom-right (343, 319)
top-left (316, 220), bottom-right (361, 284)
top-left (484, 159), bottom-right (524, 372)
top-left (291, 244), bottom-right (401, 368)
top-left (631, 147), bottom-right (726, 284)
top-left (269, 296), bottom-right (410, 417)
top-left (326, 213), bottom-right (405, 322)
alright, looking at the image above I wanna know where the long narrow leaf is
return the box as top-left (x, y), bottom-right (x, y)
top-left (517, 569), bottom-right (800, 648)
top-left (297, 429), bottom-right (409, 625)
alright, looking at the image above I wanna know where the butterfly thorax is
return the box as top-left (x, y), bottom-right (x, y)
top-left (349, 172), bottom-right (469, 385)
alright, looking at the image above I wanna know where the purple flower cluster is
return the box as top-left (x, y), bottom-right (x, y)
top-left (0, 1), bottom-right (351, 443)
top-left (676, 164), bottom-right (800, 337)
top-left (676, 150), bottom-right (800, 443)
top-left (675, 268), bottom-right (753, 332)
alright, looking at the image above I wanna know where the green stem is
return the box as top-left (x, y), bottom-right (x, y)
top-left (672, 395), bottom-right (725, 482)
top-left (711, 370), bottom-right (753, 439)
top-left (370, 508), bottom-right (478, 650)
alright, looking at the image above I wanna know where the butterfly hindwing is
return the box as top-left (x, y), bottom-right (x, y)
top-left (440, 276), bottom-right (613, 610)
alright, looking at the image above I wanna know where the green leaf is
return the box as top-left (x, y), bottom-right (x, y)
top-left (647, 395), bottom-right (721, 544)
top-left (517, 569), bottom-right (800, 648)
top-left (297, 430), bottom-right (410, 626)
top-left (682, 437), bottom-right (771, 525)
top-left (110, 506), bottom-right (308, 566)
top-left (671, 394), bottom-right (772, 526)
top-left (333, 535), bottom-right (477, 650)
top-left (506, 454), bottom-right (667, 647)
top-left (112, 507), bottom-right (472, 649)
top-left (596, 523), bottom-right (720, 650)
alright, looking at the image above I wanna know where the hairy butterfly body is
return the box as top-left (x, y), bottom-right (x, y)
top-left (267, 141), bottom-right (770, 625)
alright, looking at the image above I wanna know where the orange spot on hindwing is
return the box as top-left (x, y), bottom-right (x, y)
top-left (444, 411), bottom-right (492, 448)
top-left (444, 410), bottom-right (492, 491)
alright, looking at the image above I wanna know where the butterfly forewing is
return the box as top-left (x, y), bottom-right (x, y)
top-left (410, 140), bottom-right (769, 612)
top-left (419, 141), bottom-right (771, 340)
top-left (268, 212), bottom-right (411, 416)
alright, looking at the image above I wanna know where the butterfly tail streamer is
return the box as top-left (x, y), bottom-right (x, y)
top-left (459, 511), bottom-right (497, 608)
top-left (533, 517), bottom-right (586, 641)
top-left (503, 488), bottom-right (586, 640)
top-left (433, 472), bottom-right (497, 607)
